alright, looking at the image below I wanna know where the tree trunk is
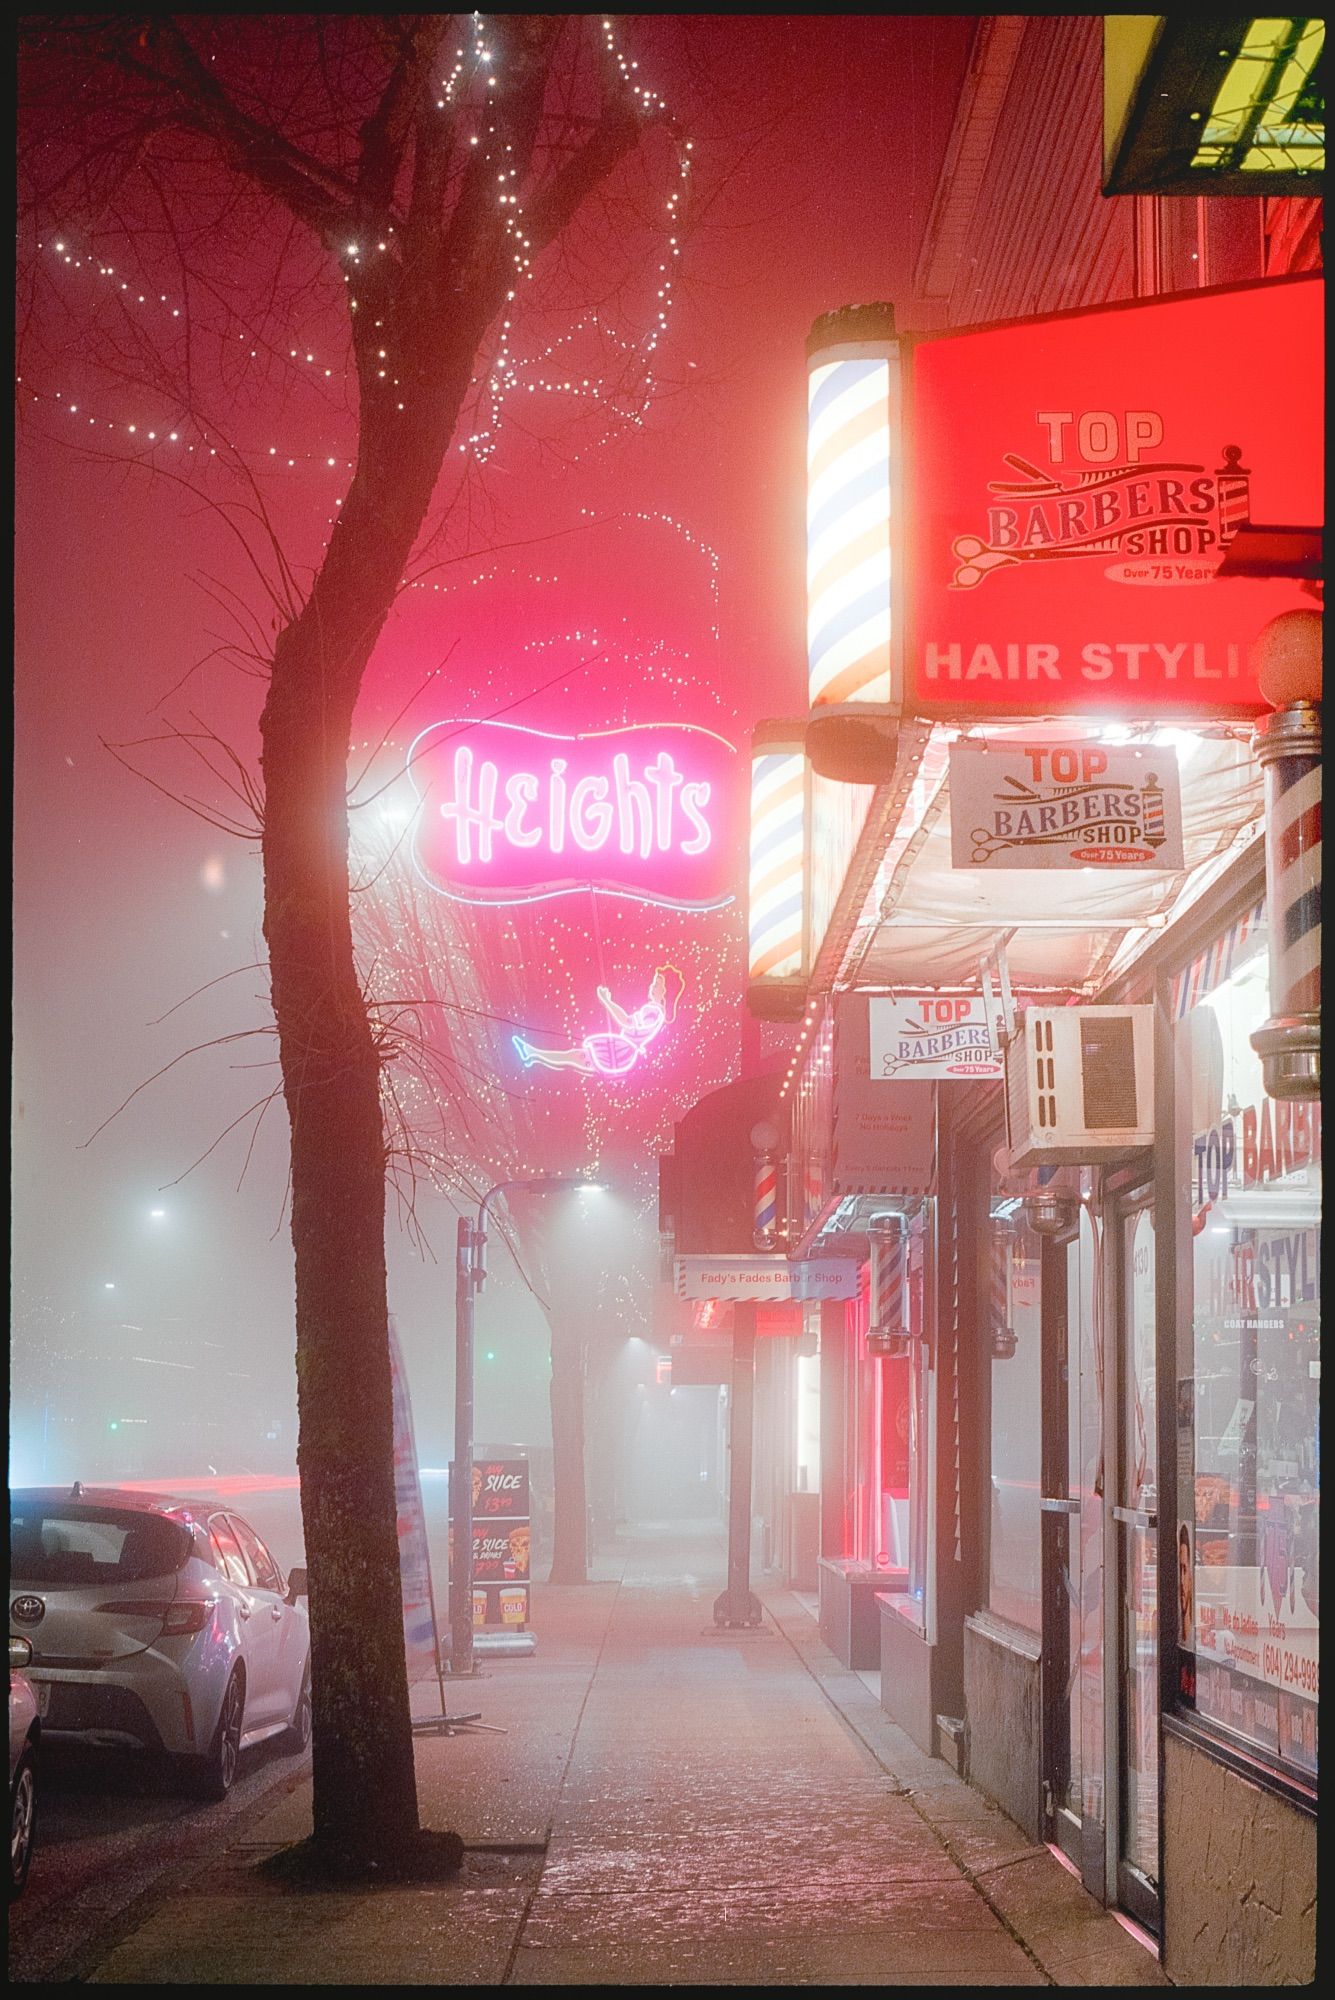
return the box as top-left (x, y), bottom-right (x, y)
top-left (547, 1309), bottom-right (588, 1584)
top-left (258, 309), bottom-right (485, 1862)
top-left (261, 620), bottom-right (419, 1860)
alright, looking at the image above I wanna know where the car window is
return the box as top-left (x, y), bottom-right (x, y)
top-left (208, 1514), bottom-right (252, 1588)
top-left (8, 1504), bottom-right (189, 1584)
top-left (229, 1516), bottom-right (283, 1594)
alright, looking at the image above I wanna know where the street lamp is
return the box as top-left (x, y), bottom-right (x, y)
top-left (449, 1175), bottom-right (606, 1678)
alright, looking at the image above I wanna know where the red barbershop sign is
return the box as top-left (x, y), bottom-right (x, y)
top-left (409, 719), bottom-right (739, 911)
top-left (903, 276), bottom-right (1323, 718)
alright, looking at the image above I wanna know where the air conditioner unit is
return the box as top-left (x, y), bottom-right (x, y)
top-left (1004, 1006), bottom-right (1154, 1168)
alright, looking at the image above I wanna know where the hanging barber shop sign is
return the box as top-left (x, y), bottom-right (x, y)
top-left (869, 994), bottom-right (1004, 1079)
top-left (902, 275), bottom-right (1322, 719)
top-left (947, 737), bottom-right (1185, 870)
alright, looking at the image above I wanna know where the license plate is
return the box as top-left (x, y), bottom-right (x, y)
top-left (34, 1681), bottom-right (52, 1718)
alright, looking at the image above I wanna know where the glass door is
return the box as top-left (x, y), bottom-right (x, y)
top-left (1114, 1195), bottom-right (1159, 1931)
top-left (1040, 1193), bottom-right (1108, 1890)
top-left (1040, 1235), bottom-right (1078, 1862)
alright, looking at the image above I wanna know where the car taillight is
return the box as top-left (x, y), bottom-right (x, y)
top-left (93, 1600), bottom-right (214, 1636)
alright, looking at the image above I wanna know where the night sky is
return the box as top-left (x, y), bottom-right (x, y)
top-left (13, 16), bottom-right (974, 1477)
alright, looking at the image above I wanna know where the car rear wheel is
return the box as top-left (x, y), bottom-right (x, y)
top-left (10, 1747), bottom-right (37, 1899)
top-left (189, 1668), bottom-right (244, 1801)
top-left (283, 1658), bottom-right (312, 1752)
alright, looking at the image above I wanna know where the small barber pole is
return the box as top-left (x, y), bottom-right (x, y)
top-left (991, 1230), bottom-right (1017, 1360)
top-left (751, 1119), bottom-right (781, 1251)
top-left (1249, 612), bottom-right (1322, 1099)
top-left (867, 1212), bottom-right (910, 1358)
top-left (753, 1155), bottom-right (778, 1251)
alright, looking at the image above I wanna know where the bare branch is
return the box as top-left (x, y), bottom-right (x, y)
top-left (116, 18), bottom-right (360, 246)
top-left (358, 17), bottom-right (446, 220)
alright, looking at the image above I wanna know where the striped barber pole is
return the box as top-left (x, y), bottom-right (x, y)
top-left (752, 1154), bottom-right (778, 1252)
top-left (868, 1213), bottom-right (905, 1337)
top-left (1255, 704), bottom-right (1322, 1018)
top-left (806, 320), bottom-right (896, 715)
top-left (748, 745), bottom-right (806, 983)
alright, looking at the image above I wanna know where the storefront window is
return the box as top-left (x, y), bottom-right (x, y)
top-left (1176, 918), bottom-right (1320, 1787)
top-left (987, 1194), bottom-right (1043, 1631)
top-left (906, 1202), bottom-right (932, 1614)
top-left (795, 1336), bottom-right (820, 1495)
top-left (851, 1202), bottom-right (934, 1618)
top-left (1148, 194), bottom-right (1264, 293)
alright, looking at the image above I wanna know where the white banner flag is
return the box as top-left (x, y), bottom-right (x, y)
top-left (387, 1316), bottom-right (445, 1702)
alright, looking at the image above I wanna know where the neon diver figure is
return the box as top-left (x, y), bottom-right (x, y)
top-left (513, 965), bottom-right (684, 1076)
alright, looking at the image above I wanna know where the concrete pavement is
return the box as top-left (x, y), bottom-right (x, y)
top-left (77, 1522), bottom-right (1168, 1985)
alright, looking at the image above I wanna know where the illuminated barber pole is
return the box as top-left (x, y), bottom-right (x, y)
top-left (805, 302), bottom-right (900, 782)
top-left (1249, 611), bottom-right (1322, 1099)
top-left (752, 1154), bottom-right (778, 1251)
top-left (747, 720), bottom-right (809, 1019)
top-left (1251, 698), bottom-right (1321, 1097)
top-left (867, 1211), bottom-right (909, 1357)
top-left (750, 1119), bottom-right (782, 1252)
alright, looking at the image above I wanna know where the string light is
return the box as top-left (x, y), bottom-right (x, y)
top-left (22, 18), bottom-right (727, 1222)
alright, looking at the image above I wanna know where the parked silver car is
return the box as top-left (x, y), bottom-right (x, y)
top-left (10, 1634), bottom-right (40, 1898)
top-left (8, 1486), bottom-right (310, 1800)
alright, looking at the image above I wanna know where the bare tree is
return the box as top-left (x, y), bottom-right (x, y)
top-left (19, 13), bottom-right (680, 1874)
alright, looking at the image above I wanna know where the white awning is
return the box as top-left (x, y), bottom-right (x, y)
top-left (840, 720), bottom-right (1264, 997)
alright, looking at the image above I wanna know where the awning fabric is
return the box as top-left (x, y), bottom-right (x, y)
top-left (844, 722), bottom-right (1264, 997)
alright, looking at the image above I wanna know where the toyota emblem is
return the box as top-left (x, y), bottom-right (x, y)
top-left (10, 1595), bottom-right (45, 1627)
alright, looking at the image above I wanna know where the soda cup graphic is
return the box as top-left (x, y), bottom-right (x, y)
top-left (472, 1587), bottom-right (488, 1629)
top-left (499, 1586), bottom-right (527, 1628)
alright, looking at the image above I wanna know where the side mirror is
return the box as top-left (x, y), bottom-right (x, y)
top-left (10, 1635), bottom-right (34, 1670)
top-left (286, 1566), bottom-right (308, 1604)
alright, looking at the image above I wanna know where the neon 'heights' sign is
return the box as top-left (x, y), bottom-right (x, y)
top-left (408, 720), bottom-right (738, 911)
top-left (443, 743), bottom-right (711, 862)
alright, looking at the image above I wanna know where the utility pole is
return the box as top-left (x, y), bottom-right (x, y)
top-left (449, 1177), bottom-right (605, 1676)
top-left (713, 1300), bottom-right (763, 1627)
top-left (449, 1217), bottom-right (479, 1678)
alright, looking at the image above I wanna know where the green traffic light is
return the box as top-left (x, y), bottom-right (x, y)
top-left (485, 1350), bottom-right (496, 1362)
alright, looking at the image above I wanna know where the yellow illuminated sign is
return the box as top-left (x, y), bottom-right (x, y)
top-left (1104, 16), bottom-right (1324, 193)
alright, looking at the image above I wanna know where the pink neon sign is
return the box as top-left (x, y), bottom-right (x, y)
top-left (514, 965), bottom-right (685, 1078)
top-left (408, 720), bottom-right (739, 909)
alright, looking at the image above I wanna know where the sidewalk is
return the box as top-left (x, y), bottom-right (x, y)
top-left (83, 1522), bottom-right (1169, 1985)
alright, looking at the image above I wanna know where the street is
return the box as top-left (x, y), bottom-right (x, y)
top-left (9, 1728), bottom-right (311, 1984)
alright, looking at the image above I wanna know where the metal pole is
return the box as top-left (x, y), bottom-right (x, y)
top-left (714, 1300), bottom-right (762, 1627)
top-left (450, 1215), bottom-right (477, 1678)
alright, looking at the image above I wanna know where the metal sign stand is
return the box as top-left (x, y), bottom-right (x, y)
top-left (410, 1554), bottom-right (497, 1736)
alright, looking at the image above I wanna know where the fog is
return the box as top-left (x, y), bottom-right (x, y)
top-left (12, 18), bottom-right (972, 1544)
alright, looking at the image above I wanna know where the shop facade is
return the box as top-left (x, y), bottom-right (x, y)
top-left (731, 22), bottom-right (1321, 1977)
top-left (765, 637), bottom-right (1318, 1985)
top-left (739, 24), bottom-right (1319, 1969)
